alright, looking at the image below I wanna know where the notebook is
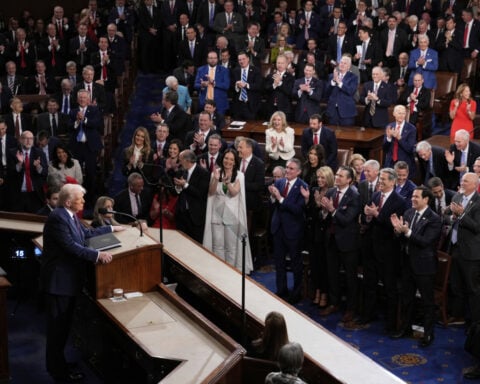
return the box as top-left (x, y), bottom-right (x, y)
top-left (86, 232), bottom-right (121, 251)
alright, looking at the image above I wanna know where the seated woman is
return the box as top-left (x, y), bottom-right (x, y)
top-left (123, 126), bottom-right (153, 182)
top-left (48, 143), bottom-right (83, 185)
top-left (203, 148), bottom-right (253, 273)
top-left (250, 311), bottom-right (289, 361)
top-left (165, 139), bottom-right (183, 180)
top-left (270, 34), bottom-right (293, 63)
top-left (150, 186), bottom-right (178, 229)
top-left (349, 153), bottom-right (366, 186)
top-left (270, 23), bottom-right (296, 49)
top-left (265, 342), bottom-right (307, 384)
top-left (91, 196), bottom-right (121, 227)
top-left (163, 76), bottom-right (192, 113)
top-left (265, 111), bottom-right (295, 172)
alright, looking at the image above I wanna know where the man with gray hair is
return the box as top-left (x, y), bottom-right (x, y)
top-left (407, 34), bottom-right (438, 89)
top-left (416, 140), bottom-right (449, 186)
top-left (445, 129), bottom-right (480, 188)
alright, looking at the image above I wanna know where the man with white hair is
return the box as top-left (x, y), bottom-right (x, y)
top-left (163, 75), bottom-right (192, 113)
top-left (407, 35), bottom-right (438, 89)
top-left (445, 129), bottom-right (480, 188)
top-left (416, 140), bottom-right (450, 186)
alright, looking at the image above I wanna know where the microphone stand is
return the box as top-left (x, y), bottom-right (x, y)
top-left (241, 233), bottom-right (247, 348)
top-left (100, 209), bottom-right (143, 236)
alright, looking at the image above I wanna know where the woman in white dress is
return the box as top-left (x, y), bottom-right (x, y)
top-left (203, 148), bottom-right (253, 273)
top-left (265, 111), bottom-right (295, 173)
top-left (48, 143), bottom-right (83, 184)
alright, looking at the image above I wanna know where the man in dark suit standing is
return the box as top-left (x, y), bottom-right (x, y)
top-left (151, 91), bottom-right (192, 142)
top-left (378, 16), bottom-right (409, 68)
top-left (231, 51), bottom-right (262, 120)
top-left (264, 54), bottom-right (294, 121)
top-left (360, 66), bottom-right (396, 128)
top-left (398, 73), bottom-right (431, 127)
top-left (445, 129), bottom-right (480, 189)
top-left (73, 65), bottom-right (107, 113)
top-left (54, 78), bottom-right (76, 116)
top-left (394, 161), bottom-right (417, 208)
top-left (137, 0), bottom-right (163, 73)
top-left (198, 134), bottom-right (224, 171)
top-left (459, 8), bottom-right (480, 59)
top-left (354, 26), bottom-right (381, 83)
top-left (292, 63), bottom-right (323, 124)
top-left (268, 158), bottom-right (308, 303)
top-left (40, 184), bottom-right (124, 382)
top-left (177, 26), bottom-right (208, 68)
top-left (437, 16), bottom-right (463, 75)
top-left (68, 23), bottom-right (94, 69)
top-left (295, 0), bottom-right (321, 49)
top-left (69, 89), bottom-right (103, 208)
top-left (383, 105), bottom-right (417, 177)
top-left (185, 111), bottom-right (217, 155)
top-left (6, 130), bottom-right (48, 213)
top-left (355, 167), bottom-right (408, 332)
top-left (301, 114), bottom-right (338, 170)
top-left (174, 149), bottom-right (210, 243)
top-left (113, 172), bottom-right (152, 225)
top-left (25, 60), bottom-right (57, 95)
top-left (448, 173), bottom-right (480, 380)
top-left (416, 140), bottom-right (450, 186)
top-left (390, 186), bottom-right (441, 347)
top-left (326, 22), bottom-right (355, 70)
top-left (319, 166), bottom-right (361, 322)
top-left (108, 0), bottom-right (135, 44)
top-left (0, 61), bottom-right (25, 96)
top-left (36, 98), bottom-right (70, 137)
top-left (5, 96), bottom-right (33, 140)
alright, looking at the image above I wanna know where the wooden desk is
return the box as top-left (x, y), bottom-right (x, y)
top-left (223, 121), bottom-right (385, 162)
top-left (158, 230), bottom-right (406, 384)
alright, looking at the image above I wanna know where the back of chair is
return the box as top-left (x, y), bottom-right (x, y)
top-left (460, 58), bottom-right (477, 85)
top-left (337, 147), bottom-right (353, 167)
top-left (434, 72), bottom-right (458, 99)
top-left (435, 250), bottom-right (452, 293)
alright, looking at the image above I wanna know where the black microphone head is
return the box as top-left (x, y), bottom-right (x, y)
top-left (98, 208), bottom-right (112, 215)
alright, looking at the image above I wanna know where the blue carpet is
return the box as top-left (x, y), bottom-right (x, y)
top-left (251, 268), bottom-right (477, 384)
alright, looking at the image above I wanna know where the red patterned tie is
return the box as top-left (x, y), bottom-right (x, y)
top-left (313, 133), bottom-right (319, 145)
top-left (24, 152), bottom-right (33, 192)
top-left (282, 181), bottom-right (289, 197)
top-left (51, 44), bottom-right (56, 66)
top-left (409, 87), bottom-right (418, 114)
top-left (392, 125), bottom-right (400, 162)
top-left (378, 193), bottom-right (384, 210)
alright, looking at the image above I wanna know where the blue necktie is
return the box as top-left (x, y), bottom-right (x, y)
top-left (76, 109), bottom-right (85, 142)
top-left (240, 69), bottom-right (248, 101)
top-left (336, 37), bottom-right (342, 63)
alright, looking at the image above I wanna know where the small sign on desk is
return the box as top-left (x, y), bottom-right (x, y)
top-left (228, 121), bottom-right (246, 130)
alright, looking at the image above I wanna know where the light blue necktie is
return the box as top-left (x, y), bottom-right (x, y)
top-left (240, 69), bottom-right (248, 101)
top-left (460, 150), bottom-right (467, 180)
top-left (451, 195), bottom-right (469, 244)
top-left (336, 37), bottom-right (342, 63)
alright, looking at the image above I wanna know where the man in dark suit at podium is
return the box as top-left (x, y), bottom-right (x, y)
top-left (40, 183), bottom-right (124, 383)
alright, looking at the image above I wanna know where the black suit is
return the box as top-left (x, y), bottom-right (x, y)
top-left (0, 133), bottom-right (17, 210)
top-left (54, 91), bottom-right (77, 115)
top-left (447, 142), bottom-right (480, 188)
top-left (264, 71), bottom-right (295, 120)
top-left (113, 187), bottom-right (152, 224)
top-left (0, 75), bottom-right (25, 96)
top-left (175, 164), bottom-right (209, 243)
top-left (68, 36), bottom-right (94, 68)
top-left (35, 112), bottom-right (71, 136)
top-left (137, 3), bottom-right (163, 73)
top-left (39, 207), bottom-right (111, 379)
top-left (397, 207), bottom-right (441, 338)
top-left (398, 85), bottom-right (431, 126)
top-left (327, 34), bottom-right (355, 66)
top-left (235, 35), bottom-right (266, 67)
top-left (390, 65), bottom-right (411, 86)
top-left (38, 36), bottom-right (67, 76)
top-left (321, 186), bottom-right (361, 311)
top-left (177, 38), bottom-right (208, 68)
top-left (378, 27), bottom-right (409, 67)
top-left (73, 82), bottom-right (107, 113)
top-left (231, 65), bottom-right (263, 120)
top-left (301, 127), bottom-right (338, 170)
top-left (360, 81), bottom-right (396, 128)
top-left (292, 77), bottom-right (323, 124)
top-left (437, 29), bottom-right (463, 74)
top-left (161, 105), bottom-right (192, 142)
top-left (243, 155), bottom-right (265, 212)
top-left (5, 113), bottom-right (34, 138)
top-left (449, 192), bottom-right (480, 323)
top-left (355, 38), bottom-right (381, 83)
top-left (25, 74), bottom-right (57, 95)
top-left (362, 190), bottom-right (407, 330)
top-left (417, 145), bottom-right (449, 186)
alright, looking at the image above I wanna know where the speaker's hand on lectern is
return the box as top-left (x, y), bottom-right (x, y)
top-left (98, 252), bottom-right (113, 264)
top-left (112, 225), bottom-right (126, 232)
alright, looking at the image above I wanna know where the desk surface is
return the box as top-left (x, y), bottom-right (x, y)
top-left (98, 291), bottom-right (234, 384)
top-left (155, 230), bottom-right (405, 384)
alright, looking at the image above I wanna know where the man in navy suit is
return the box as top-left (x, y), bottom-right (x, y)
top-left (194, 50), bottom-right (230, 115)
top-left (383, 105), bottom-right (417, 178)
top-left (295, 0), bottom-right (321, 49)
top-left (68, 23), bottom-right (94, 69)
top-left (325, 56), bottom-right (358, 126)
top-left (40, 184), bottom-right (124, 382)
top-left (301, 114), bottom-right (338, 170)
top-left (394, 161), bottom-right (417, 208)
top-left (231, 51), bottom-right (262, 120)
top-left (265, 54), bottom-right (295, 121)
top-left (69, 89), bottom-right (103, 208)
top-left (292, 63), bottom-right (323, 124)
top-left (360, 66), bottom-right (396, 128)
top-left (390, 186), bottom-right (441, 347)
top-left (398, 73), bottom-right (431, 127)
top-left (407, 35), bottom-right (439, 89)
top-left (269, 158), bottom-right (308, 303)
top-left (459, 8), bottom-right (480, 59)
top-left (174, 150), bottom-right (210, 243)
top-left (416, 140), bottom-right (450, 186)
top-left (356, 168), bottom-right (408, 331)
top-left (319, 166), bottom-right (361, 322)
top-left (445, 129), bottom-right (480, 189)
top-left (108, 0), bottom-right (135, 44)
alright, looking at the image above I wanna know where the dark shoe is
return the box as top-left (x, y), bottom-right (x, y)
top-left (320, 305), bottom-right (339, 317)
top-left (390, 327), bottom-right (413, 339)
top-left (341, 310), bottom-right (355, 323)
top-left (464, 366), bottom-right (480, 380)
top-left (419, 334), bottom-right (434, 348)
top-left (53, 371), bottom-right (85, 382)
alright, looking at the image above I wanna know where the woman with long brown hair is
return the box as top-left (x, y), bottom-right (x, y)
top-left (449, 83), bottom-right (476, 142)
top-left (123, 126), bottom-right (153, 181)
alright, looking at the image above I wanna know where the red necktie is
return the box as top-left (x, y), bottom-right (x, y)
top-left (20, 44), bottom-right (26, 69)
top-left (102, 53), bottom-right (108, 80)
top-left (313, 133), bottom-right (319, 145)
top-left (58, 21), bottom-right (64, 39)
top-left (409, 87), bottom-right (418, 114)
top-left (333, 190), bottom-right (340, 208)
top-left (241, 159), bottom-right (247, 173)
top-left (24, 152), bottom-right (33, 192)
top-left (210, 156), bottom-right (215, 172)
top-left (15, 114), bottom-right (20, 140)
top-left (378, 193), bottom-right (384, 210)
top-left (51, 44), bottom-right (56, 66)
top-left (282, 181), bottom-right (289, 197)
top-left (392, 125), bottom-right (400, 162)
top-left (464, 23), bottom-right (469, 48)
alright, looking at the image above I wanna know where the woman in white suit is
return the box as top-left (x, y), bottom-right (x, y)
top-left (203, 148), bottom-right (253, 273)
top-left (265, 111), bottom-right (295, 173)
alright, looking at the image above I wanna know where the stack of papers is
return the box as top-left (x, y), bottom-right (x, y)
top-left (228, 121), bottom-right (246, 130)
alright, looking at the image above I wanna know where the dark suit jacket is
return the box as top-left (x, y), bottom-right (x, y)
top-left (35, 112), bottom-right (71, 136)
top-left (323, 186), bottom-right (360, 251)
top-left (40, 207), bottom-right (111, 296)
top-left (327, 34), bottom-right (355, 64)
top-left (265, 71), bottom-right (295, 116)
top-left (325, 71), bottom-right (358, 120)
top-left (368, 190), bottom-right (408, 240)
top-left (396, 179), bottom-right (417, 208)
top-left (360, 81), bottom-right (396, 128)
top-left (447, 141), bottom-right (480, 187)
top-left (175, 164), bottom-right (209, 227)
top-left (161, 105), bottom-right (192, 142)
top-left (69, 105), bottom-right (103, 152)
top-left (398, 85), bottom-right (431, 125)
top-left (417, 145), bottom-right (449, 186)
top-left (295, 11), bottom-right (321, 48)
top-left (108, 5), bottom-right (136, 43)
top-left (301, 126), bottom-right (338, 170)
top-left (113, 187), bottom-right (152, 224)
top-left (455, 192), bottom-right (480, 261)
top-left (437, 28), bottom-right (463, 74)
top-left (270, 177), bottom-right (308, 239)
top-left (390, 65), bottom-right (411, 85)
top-left (5, 113), bottom-right (34, 137)
top-left (177, 38), bottom-right (208, 67)
top-left (292, 77), bottom-right (323, 124)
top-left (90, 51), bottom-right (118, 92)
top-left (53, 91), bottom-right (77, 115)
top-left (400, 207), bottom-right (442, 274)
top-left (68, 35), bottom-right (94, 67)
top-left (0, 75), bottom-right (25, 96)
top-left (243, 155), bottom-right (265, 211)
top-left (232, 65), bottom-right (263, 114)
top-left (73, 82), bottom-right (107, 113)
top-left (25, 74), bottom-right (57, 95)
top-left (383, 121), bottom-right (417, 174)
top-left (354, 38), bottom-right (381, 75)
top-left (235, 35), bottom-right (266, 67)
top-left (107, 35), bottom-right (128, 75)
top-left (379, 27), bottom-right (409, 62)
top-left (457, 20), bottom-right (480, 55)
top-left (38, 36), bottom-right (67, 75)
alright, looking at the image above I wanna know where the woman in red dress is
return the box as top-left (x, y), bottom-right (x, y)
top-left (449, 83), bottom-right (476, 143)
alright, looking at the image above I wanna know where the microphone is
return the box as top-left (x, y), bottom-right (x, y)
top-left (98, 208), bottom-right (143, 237)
